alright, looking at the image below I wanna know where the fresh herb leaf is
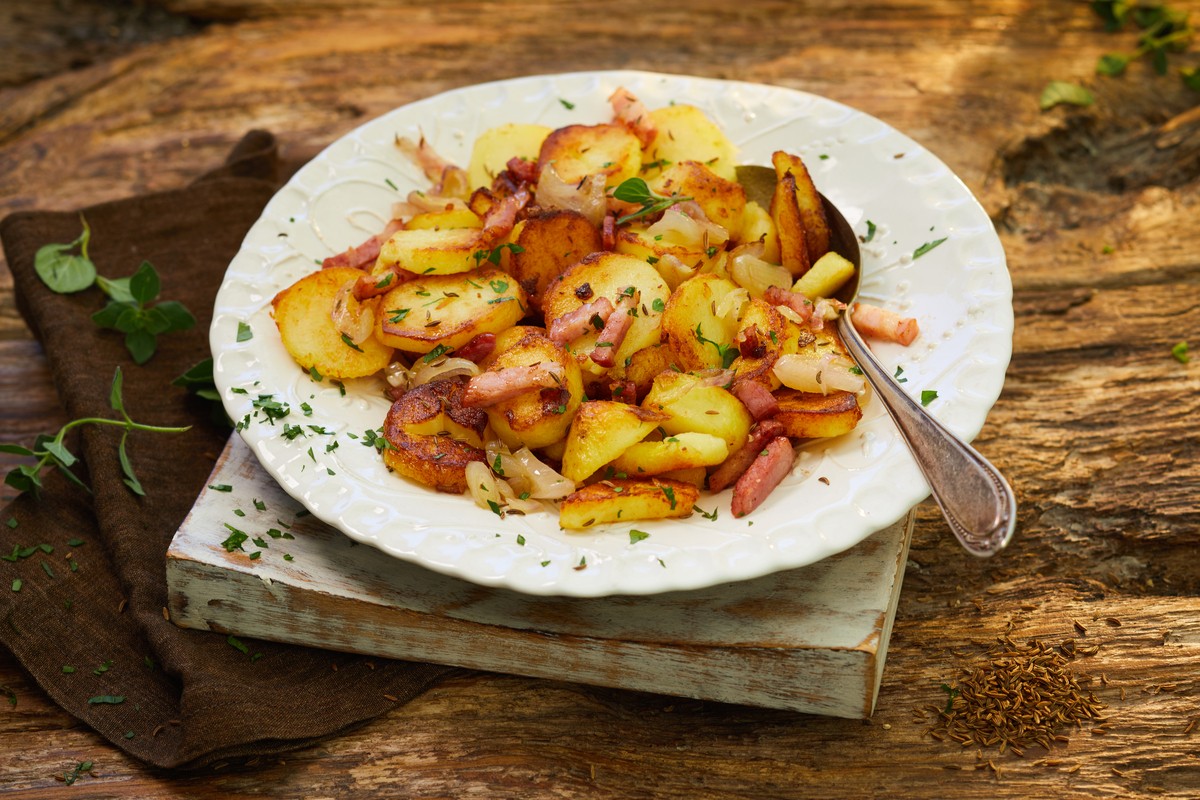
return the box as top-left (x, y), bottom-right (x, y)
top-left (1039, 81), bottom-right (1095, 110)
top-left (629, 529), bottom-right (650, 544)
top-left (91, 261), bottom-right (196, 364)
top-left (921, 389), bottom-right (939, 406)
top-left (612, 177), bottom-right (694, 225)
top-left (34, 216), bottom-right (97, 293)
top-left (1171, 340), bottom-right (1190, 363)
top-left (236, 321), bottom-right (254, 342)
top-left (913, 238), bottom-right (948, 259)
top-left (559, 98), bottom-right (576, 110)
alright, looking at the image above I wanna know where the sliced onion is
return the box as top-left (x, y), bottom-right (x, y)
top-left (510, 447), bottom-right (575, 499)
top-left (775, 304), bottom-right (805, 325)
top-left (535, 164), bottom-right (607, 227)
top-left (694, 368), bottom-right (735, 388)
top-left (409, 357), bottom-right (480, 388)
top-left (331, 278), bottom-right (375, 345)
top-left (646, 208), bottom-right (729, 249)
top-left (773, 353), bottom-right (865, 395)
top-left (385, 361), bottom-right (412, 390)
top-left (714, 287), bottom-right (750, 328)
top-left (466, 460), bottom-right (502, 510)
top-left (730, 250), bottom-right (792, 299)
top-left (655, 253), bottom-right (699, 290)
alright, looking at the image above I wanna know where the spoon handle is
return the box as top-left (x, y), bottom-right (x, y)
top-left (837, 316), bottom-right (1017, 556)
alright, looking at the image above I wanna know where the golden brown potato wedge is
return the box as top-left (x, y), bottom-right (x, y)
top-left (482, 331), bottom-right (584, 451)
top-left (560, 400), bottom-right (667, 484)
top-left (375, 267), bottom-right (526, 355)
top-left (508, 210), bottom-right (602, 309)
top-left (791, 251), bottom-right (856, 299)
top-left (382, 378), bottom-right (488, 493)
top-left (559, 478), bottom-right (699, 530)
top-left (738, 200), bottom-right (781, 262)
top-left (770, 151), bottom-right (830, 275)
top-left (272, 266), bottom-right (394, 380)
top-left (773, 389), bottom-right (862, 439)
top-left (537, 123), bottom-right (642, 190)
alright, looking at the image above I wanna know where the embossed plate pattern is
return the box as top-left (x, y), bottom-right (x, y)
top-left (211, 70), bottom-right (1012, 597)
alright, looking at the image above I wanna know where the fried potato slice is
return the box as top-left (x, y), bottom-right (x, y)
top-left (773, 389), bottom-right (862, 439)
top-left (537, 123), bottom-right (642, 190)
top-left (791, 251), bottom-right (856, 299)
top-left (467, 122), bottom-right (552, 190)
top-left (382, 378), bottom-right (488, 493)
top-left (610, 432), bottom-right (729, 477)
top-left (376, 227), bottom-right (482, 276)
top-left (642, 371), bottom-right (752, 453)
top-left (271, 266), bottom-right (394, 380)
top-left (642, 104), bottom-right (739, 182)
top-left (375, 267), bottom-right (526, 355)
top-left (739, 200), bottom-right (781, 262)
top-left (507, 210), bottom-right (602, 309)
top-left (662, 273), bottom-right (740, 372)
top-left (404, 208), bottom-right (483, 231)
top-left (648, 160), bottom-right (746, 236)
top-left (559, 478), bottom-right (699, 530)
top-left (560, 400), bottom-right (667, 484)
top-left (483, 331), bottom-right (584, 451)
top-left (729, 298), bottom-right (787, 389)
top-left (542, 252), bottom-right (670, 379)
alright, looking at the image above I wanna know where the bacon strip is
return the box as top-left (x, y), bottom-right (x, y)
top-left (506, 156), bottom-right (539, 185)
top-left (602, 214), bottom-right (616, 251)
top-left (590, 289), bottom-right (639, 368)
top-left (609, 87), bottom-right (657, 148)
top-left (850, 302), bottom-right (919, 346)
top-left (455, 332), bottom-right (497, 363)
top-left (736, 324), bottom-right (767, 360)
top-left (732, 380), bottom-right (779, 421)
top-left (352, 265), bottom-right (416, 301)
top-left (763, 286), bottom-right (814, 323)
top-left (707, 419), bottom-right (785, 493)
top-left (461, 363), bottom-right (565, 408)
top-left (548, 297), bottom-right (615, 344)
top-left (322, 219), bottom-right (404, 271)
top-left (394, 135), bottom-right (469, 197)
top-left (731, 436), bottom-right (795, 518)
top-left (479, 186), bottom-right (531, 248)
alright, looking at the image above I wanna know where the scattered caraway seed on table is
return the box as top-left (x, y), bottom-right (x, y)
top-left (918, 636), bottom-right (1107, 754)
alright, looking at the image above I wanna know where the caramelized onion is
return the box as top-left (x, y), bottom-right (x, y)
top-left (331, 278), bottom-right (375, 345)
top-left (773, 353), bottom-right (865, 395)
top-left (410, 357), bottom-right (480, 388)
top-left (730, 250), bottom-right (792, 299)
top-left (535, 164), bottom-right (607, 227)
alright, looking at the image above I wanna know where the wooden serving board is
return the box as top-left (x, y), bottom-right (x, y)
top-left (166, 436), bottom-right (913, 719)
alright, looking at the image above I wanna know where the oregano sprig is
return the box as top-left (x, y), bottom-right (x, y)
top-left (34, 215), bottom-right (97, 293)
top-left (612, 177), bottom-right (693, 225)
top-left (1, 368), bottom-right (191, 498)
top-left (91, 261), bottom-right (196, 364)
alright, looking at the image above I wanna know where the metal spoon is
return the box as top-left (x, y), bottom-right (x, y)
top-left (737, 165), bottom-right (1017, 556)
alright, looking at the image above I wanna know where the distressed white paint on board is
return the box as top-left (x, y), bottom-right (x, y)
top-left (167, 437), bottom-right (912, 718)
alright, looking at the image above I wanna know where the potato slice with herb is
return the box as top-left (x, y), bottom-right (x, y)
top-left (642, 371), bottom-right (752, 453)
top-left (661, 273), bottom-right (740, 371)
top-left (560, 400), bottom-right (667, 484)
top-left (559, 478), bottom-right (698, 530)
top-left (648, 160), bottom-right (746, 236)
top-left (382, 378), bottom-right (488, 493)
top-left (271, 266), bottom-right (393, 380)
top-left (375, 267), bottom-right (526, 355)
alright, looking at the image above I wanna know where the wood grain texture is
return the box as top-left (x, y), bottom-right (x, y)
top-left (2, 0), bottom-right (1199, 797)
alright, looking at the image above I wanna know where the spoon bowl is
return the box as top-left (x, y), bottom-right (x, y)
top-left (736, 165), bottom-right (1017, 557)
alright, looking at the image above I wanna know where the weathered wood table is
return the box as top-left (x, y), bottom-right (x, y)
top-left (2, 1), bottom-right (1198, 797)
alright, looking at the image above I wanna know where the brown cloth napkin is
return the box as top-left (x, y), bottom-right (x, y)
top-left (0, 132), bottom-right (455, 769)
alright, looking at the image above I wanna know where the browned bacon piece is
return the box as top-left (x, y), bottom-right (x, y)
top-left (731, 436), bottom-right (795, 518)
top-left (479, 186), bottom-right (531, 248)
top-left (506, 156), bottom-right (540, 185)
top-left (850, 302), bottom-right (920, 345)
top-left (455, 332), bottom-right (497, 363)
top-left (601, 214), bottom-right (616, 251)
top-left (763, 285), bottom-right (814, 323)
top-left (732, 379), bottom-right (779, 421)
top-left (609, 87), bottom-right (657, 148)
top-left (706, 419), bottom-right (785, 493)
top-left (461, 363), bottom-right (564, 408)
top-left (322, 219), bottom-right (404, 271)
top-left (590, 289), bottom-right (639, 368)
top-left (548, 297), bottom-right (615, 344)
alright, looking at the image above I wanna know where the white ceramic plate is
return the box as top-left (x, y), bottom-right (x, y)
top-left (211, 70), bottom-right (1012, 597)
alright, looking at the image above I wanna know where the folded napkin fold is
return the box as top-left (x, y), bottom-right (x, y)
top-left (0, 132), bottom-right (454, 769)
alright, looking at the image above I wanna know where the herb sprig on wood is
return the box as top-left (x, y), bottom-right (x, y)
top-left (1, 368), bottom-right (191, 498)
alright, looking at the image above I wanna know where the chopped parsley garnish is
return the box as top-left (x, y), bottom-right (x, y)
top-left (913, 238), bottom-right (948, 259)
top-left (629, 529), bottom-right (650, 544)
top-left (921, 389), bottom-right (939, 406)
